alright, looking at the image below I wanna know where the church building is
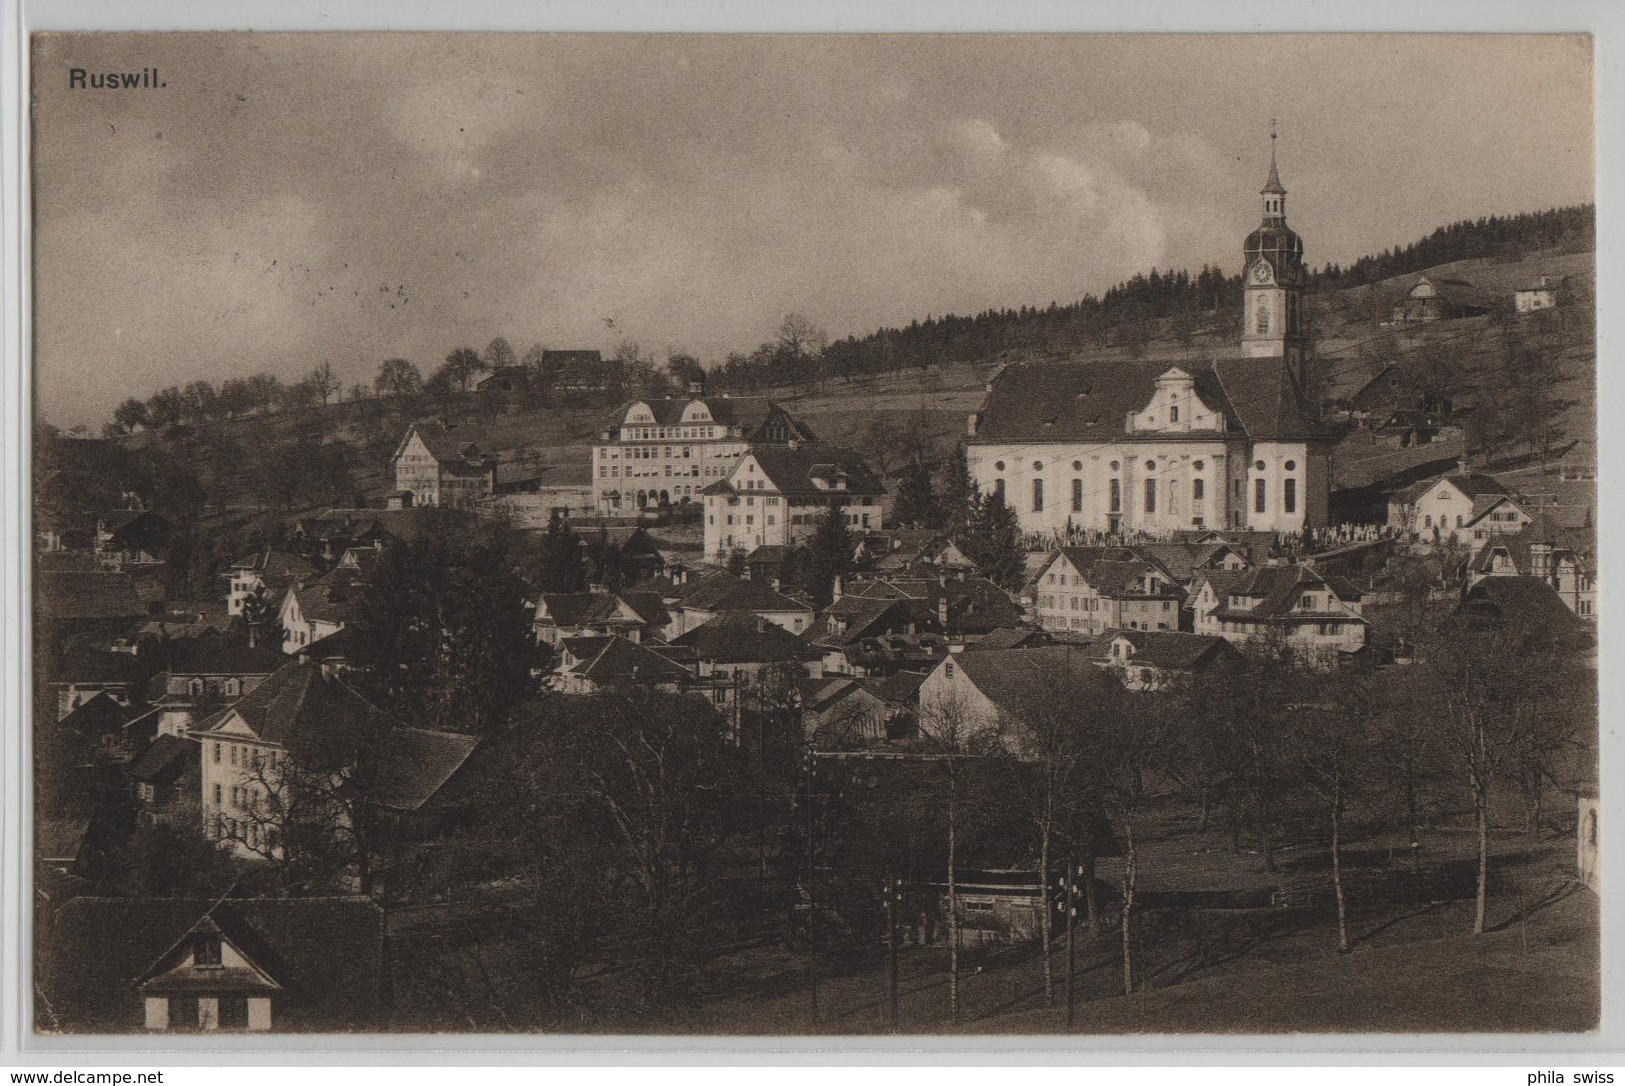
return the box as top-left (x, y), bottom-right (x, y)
top-left (964, 136), bottom-right (1330, 538)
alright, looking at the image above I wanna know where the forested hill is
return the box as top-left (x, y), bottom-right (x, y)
top-left (742, 204), bottom-right (1594, 390)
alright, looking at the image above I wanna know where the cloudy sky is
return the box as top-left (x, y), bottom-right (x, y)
top-left (32, 33), bottom-right (1592, 429)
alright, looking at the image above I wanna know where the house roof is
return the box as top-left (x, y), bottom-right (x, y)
top-left (226, 548), bottom-right (318, 584)
top-left (670, 611), bottom-right (822, 664)
top-left (1392, 471), bottom-right (1511, 506)
top-left (59, 689), bottom-right (138, 739)
top-left (969, 355), bottom-right (1326, 446)
top-left (1203, 564), bottom-right (1363, 623)
top-left (290, 568), bottom-right (367, 627)
top-left (966, 626), bottom-right (1050, 652)
top-left (44, 896), bottom-right (387, 1032)
top-left (569, 636), bottom-right (694, 687)
top-left (863, 575), bottom-right (1029, 634)
top-left (805, 595), bottom-right (940, 649)
top-left (1412, 275), bottom-right (1490, 309)
top-left (391, 420), bottom-right (497, 470)
top-left (49, 647), bottom-right (149, 686)
top-left (37, 818), bottom-right (90, 863)
top-left (1460, 576), bottom-right (1582, 633)
top-left (192, 661), bottom-right (398, 750)
top-left (618, 591), bottom-right (672, 628)
top-left (537, 592), bottom-right (630, 629)
top-left (946, 646), bottom-right (1102, 713)
top-left (1089, 629), bottom-right (1236, 671)
top-left (707, 444), bottom-right (885, 501)
top-left (1130, 542), bottom-right (1241, 582)
top-left (38, 571), bottom-right (145, 622)
top-left (682, 573), bottom-right (812, 614)
top-left (863, 669), bottom-right (930, 705)
top-left (608, 397), bottom-right (819, 441)
top-left (371, 727), bottom-right (482, 812)
top-left (164, 637), bottom-right (286, 677)
top-left (127, 733), bottom-right (196, 785)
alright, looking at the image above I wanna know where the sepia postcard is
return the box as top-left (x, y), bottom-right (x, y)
top-left (27, 31), bottom-right (1598, 1039)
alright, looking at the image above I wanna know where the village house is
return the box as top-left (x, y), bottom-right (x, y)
top-left (701, 443), bottom-right (885, 560)
top-left (551, 634), bottom-right (695, 695)
top-left (1345, 362), bottom-right (1453, 444)
top-left (1392, 275), bottom-right (1490, 323)
top-left (965, 152), bottom-right (1330, 537)
top-left (803, 593), bottom-right (948, 677)
top-left (1458, 575), bottom-right (1584, 636)
top-left (47, 646), bottom-right (153, 721)
top-left (917, 645), bottom-right (1102, 756)
top-left (278, 565), bottom-right (367, 654)
top-left (851, 530), bottom-right (977, 576)
top-left (127, 729), bottom-right (200, 826)
top-left (1030, 548), bottom-right (1185, 639)
top-left (1191, 564), bottom-right (1368, 664)
top-left (92, 509), bottom-right (172, 571)
top-left (1466, 520), bottom-right (1596, 621)
top-left (1085, 629), bottom-right (1242, 691)
top-left (1387, 464), bottom-right (1531, 543)
top-left (1514, 275), bottom-right (1565, 314)
top-left (149, 637), bottom-right (287, 737)
top-left (38, 569), bottom-right (147, 641)
top-left (798, 671), bottom-right (926, 748)
top-left (546, 349), bottom-right (615, 395)
top-left (670, 572), bottom-right (815, 638)
top-left (591, 395), bottom-right (819, 513)
top-left (390, 420), bottom-right (498, 508)
top-left (43, 896), bottom-right (387, 1033)
top-left (670, 611), bottom-right (823, 721)
top-left (191, 662), bottom-right (480, 860)
top-left (223, 549), bottom-right (317, 616)
top-left (843, 573), bottom-right (1028, 645)
top-left (531, 590), bottom-right (671, 647)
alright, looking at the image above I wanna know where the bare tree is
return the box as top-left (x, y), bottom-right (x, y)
top-left (309, 360), bottom-right (341, 405)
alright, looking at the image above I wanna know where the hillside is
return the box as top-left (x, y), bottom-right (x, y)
top-left (54, 240), bottom-right (1595, 561)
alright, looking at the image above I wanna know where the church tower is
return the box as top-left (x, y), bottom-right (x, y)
top-left (1241, 123), bottom-right (1307, 378)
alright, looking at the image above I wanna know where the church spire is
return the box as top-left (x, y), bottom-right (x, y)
top-left (1261, 118), bottom-right (1286, 196)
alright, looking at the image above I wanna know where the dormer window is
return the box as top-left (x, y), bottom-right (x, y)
top-left (195, 935), bottom-right (222, 968)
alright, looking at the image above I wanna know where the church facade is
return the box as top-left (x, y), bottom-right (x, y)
top-left (964, 141), bottom-right (1330, 538)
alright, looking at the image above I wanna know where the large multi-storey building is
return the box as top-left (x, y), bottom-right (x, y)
top-left (700, 443), bottom-right (885, 559)
top-left (964, 137), bottom-right (1331, 538)
top-left (591, 396), bottom-right (818, 513)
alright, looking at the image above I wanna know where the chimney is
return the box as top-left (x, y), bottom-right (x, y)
top-left (966, 412), bottom-right (980, 437)
top-left (788, 438), bottom-right (800, 450)
top-left (938, 596), bottom-right (949, 626)
top-left (832, 575), bottom-right (844, 602)
top-left (1457, 456), bottom-right (1470, 476)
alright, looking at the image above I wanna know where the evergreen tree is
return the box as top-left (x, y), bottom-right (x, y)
top-left (538, 510), bottom-right (588, 593)
top-left (891, 457), bottom-right (940, 529)
top-left (804, 498), bottom-right (855, 606)
top-left (941, 445), bottom-right (974, 536)
top-left (965, 487), bottom-right (1026, 591)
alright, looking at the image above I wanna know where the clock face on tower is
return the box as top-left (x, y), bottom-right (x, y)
top-left (1250, 260), bottom-right (1275, 285)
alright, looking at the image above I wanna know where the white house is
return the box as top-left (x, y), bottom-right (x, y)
top-left (1191, 564), bottom-right (1367, 665)
top-left (1387, 466), bottom-right (1527, 543)
top-left (701, 443), bottom-right (885, 559)
top-left (1029, 547), bottom-right (1184, 639)
top-left (1514, 276), bottom-right (1564, 314)
top-left (917, 645), bottom-right (1101, 756)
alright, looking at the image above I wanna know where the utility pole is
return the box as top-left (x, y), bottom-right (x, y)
top-left (884, 873), bottom-right (900, 1031)
top-left (804, 745), bottom-right (819, 1016)
top-left (1066, 856), bottom-right (1081, 1029)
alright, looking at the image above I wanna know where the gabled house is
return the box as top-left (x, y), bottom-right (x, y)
top-left (1128, 541), bottom-right (1250, 586)
top-left (42, 896), bottom-right (387, 1033)
top-left (552, 634), bottom-right (695, 695)
top-left (151, 637), bottom-right (287, 736)
top-left (845, 573), bottom-right (1027, 644)
top-left (1191, 564), bottom-right (1367, 665)
top-left (672, 572), bottom-right (815, 637)
top-left (853, 531), bottom-right (976, 575)
top-left (1394, 275), bottom-right (1490, 323)
top-left (222, 549), bottom-right (318, 616)
top-left (1387, 464), bottom-right (1521, 542)
top-left (1514, 275), bottom-right (1565, 314)
top-left (128, 734), bottom-right (200, 825)
top-left (1030, 548), bottom-right (1184, 639)
top-left (390, 420), bottom-right (498, 508)
top-left (190, 662), bottom-right (480, 859)
top-left (1467, 521), bottom-right (1596, 621)
top-left (37, 570), bottom-right (146, 639)
top-left (670, 611), bottom-right (822, 719)
top-left (278, 567), bottom-right (366, 654)
top-left (701, 443), bottom-right (885, 559)
top-left (1457, 576), bottom-right (1585, 636)
top-left (47, 647), bottom-right (153, 721)
top-left (799, 670), bottom-right (926, 748)
top-left (1085, 629), bottom-right (1241, 691)
top-left (803, 594), bottom-right (948, 677)
top-left (917, 646), bottom-right (1102, 756)
top-left (532, 590), bottom-right (663, 647)
top-left (92, 509), bottom-right (172, 571)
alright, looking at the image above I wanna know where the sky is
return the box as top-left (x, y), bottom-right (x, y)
top-left (31, 33), bottom-right (1594, 430)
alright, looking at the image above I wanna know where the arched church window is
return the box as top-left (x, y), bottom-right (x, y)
top-left (1256, 299), bottom-right (1270, 335)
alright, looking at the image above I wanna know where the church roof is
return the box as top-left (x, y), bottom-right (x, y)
top-left (969, 355), bottom-right (1326, 446)
top-left (1261, 150), bottom-right (1286, 195)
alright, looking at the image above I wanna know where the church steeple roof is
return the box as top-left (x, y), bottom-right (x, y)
top-left (1261, 121), bottom-right (1286, 195)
